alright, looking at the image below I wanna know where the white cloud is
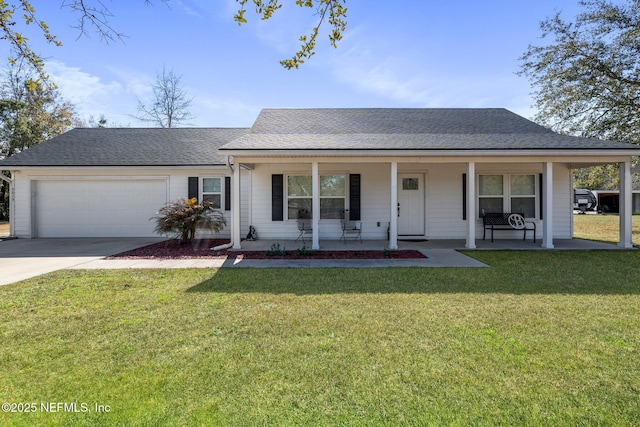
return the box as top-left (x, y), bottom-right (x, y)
top-left (174, 1), bottom-right (201, 18)
top-left (47, 61), bottom-right (122, 104)
top-left (46, 61), bottom-right (147, 126)
top-left (45, 60), bottom-right (261, 127)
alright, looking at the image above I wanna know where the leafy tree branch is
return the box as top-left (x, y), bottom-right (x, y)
top-left (234, 0), bottom-right (347, 69)
top-left (520, 0), bottom-right (640, 189)
top-left (0, 0), bottom-right (346, 81)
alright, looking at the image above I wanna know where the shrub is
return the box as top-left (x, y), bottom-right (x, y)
top-left (296, 245), bottom-right (318, 256)
top-left (152, 198), bottom-right (226, 243)
top-left (266, 242), bottom-right (288, 256)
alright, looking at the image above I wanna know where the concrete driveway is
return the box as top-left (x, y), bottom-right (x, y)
top-left (0, 238), bottom-right (166, 286)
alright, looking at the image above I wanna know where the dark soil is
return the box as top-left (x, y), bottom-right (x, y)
top-left (107, 239), bottom-right (427, 260)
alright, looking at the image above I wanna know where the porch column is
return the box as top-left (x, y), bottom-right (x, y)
top-left (311, 161), bottom-right (320, 250)
top-left (619, 161), bottom-right (633, 248)
top-left (542, 162), bottom-right (554, 249)
top-left (389, 162), bottom-right (398, 250)
top-left (232, 162), bottom-right (242, 249)
top-left (466, 162), bottom-right (476, 249)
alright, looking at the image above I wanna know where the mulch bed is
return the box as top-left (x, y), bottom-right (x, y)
top-left (107, 239), bottom-right (427, 260)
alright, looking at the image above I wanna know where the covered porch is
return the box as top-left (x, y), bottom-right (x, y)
top-left (227, 158), bottom-right (636, 251)
top-left (217, 108), bottom-right (640, 252)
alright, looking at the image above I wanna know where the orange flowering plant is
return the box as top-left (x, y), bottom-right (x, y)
top-left (152, 197), bottom-right (226, 243)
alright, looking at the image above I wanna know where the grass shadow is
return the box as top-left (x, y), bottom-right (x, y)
top-left (187, 250), bottom-right (640, 295)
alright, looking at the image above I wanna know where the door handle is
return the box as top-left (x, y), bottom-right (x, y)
top-left (397, 202), bottom-right (400, 217)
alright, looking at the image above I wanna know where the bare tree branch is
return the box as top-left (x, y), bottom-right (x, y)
top-left (134, 67), bottom-right (194, 128)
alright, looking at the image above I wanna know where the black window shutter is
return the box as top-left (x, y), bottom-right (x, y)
top-left (272, 174), bottom-right (284, 221)
top-left (225, 177), bottom-right (231, 211)
top-left (539, 173), bottom-right (543, 219)
top-left (462, 173), bottom-right (467, 220)
top-left (188, 177), bottom-right (199, 200)
top-left (349, 174), bottom-right (361, 220)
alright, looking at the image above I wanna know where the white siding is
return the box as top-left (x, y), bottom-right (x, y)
top-left (250, 163), bottom-right (392, 240)
top-left (247, 161), bottom-right (575, 241)
top-left (7, 162), bottom-right (575, 241)
top-left (421, 164), bottom-right (467, 239)
top-left (8, 167), bottom-right (245, 239)
top-left (11, 171), bottom-right (32, 237)
top-left (553, 163), bottom-right (572, 239)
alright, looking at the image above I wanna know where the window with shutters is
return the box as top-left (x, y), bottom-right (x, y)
top-left (201, 177), bottom-right (222, 209)
top-left (478, 174), bottom-right (537, 218)
top-left (286, 174), bottom-right (346, 219)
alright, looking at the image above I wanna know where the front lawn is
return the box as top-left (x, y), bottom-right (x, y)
top-left (1, 251), bottom-right (639, 425)
top-left (573, 213), bottom-right (640, 243)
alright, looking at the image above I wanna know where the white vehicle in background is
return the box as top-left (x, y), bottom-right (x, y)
top-left (573, 189), bottom-right (597, 213)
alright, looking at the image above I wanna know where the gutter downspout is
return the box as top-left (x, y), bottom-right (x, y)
top-left (212, 157), bottom-right (235, 251)
top-left (0, 171), bottom-right (14, 238)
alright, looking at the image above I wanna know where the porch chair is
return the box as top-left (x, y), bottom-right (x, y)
top-left (339, 219), bottom-right (362, 244)
top-left (296, 219), bottom-right (313, 243)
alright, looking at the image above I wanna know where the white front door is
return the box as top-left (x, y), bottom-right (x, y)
top-left (397, 174), bottom-right (425, 236)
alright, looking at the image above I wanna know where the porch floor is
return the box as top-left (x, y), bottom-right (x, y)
top-left (234, 238), bottom-right (631, 252)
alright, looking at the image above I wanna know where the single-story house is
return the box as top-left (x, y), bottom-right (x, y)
top-left (1, 108), bottom-right (638, 249)
top-left (0, 128), bottom-right (250, 239)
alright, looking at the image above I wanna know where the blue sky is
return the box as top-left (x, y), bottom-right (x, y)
top-left (6, 1), bottom-right (582, 127)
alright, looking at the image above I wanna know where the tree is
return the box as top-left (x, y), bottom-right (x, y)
top-left (135, 68), bottom-right (194, 128)
top-left (76, 114), bottom-right (109, 128)
top-left (0, 63), bottom-right (76, 219)
top-left (519, 0), bottom-right (640, 189)
top-left (0, 0), bottom-right (346, 75)
top-left (87, 114), bottom-right (108, 128)
top-left (0, 1), bottom-right (61, 85)
top-left (0, 64), bottom-right (76, 159)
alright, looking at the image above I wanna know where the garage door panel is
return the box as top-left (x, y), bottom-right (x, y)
top-left (36, 180), bottom-right (167, 237)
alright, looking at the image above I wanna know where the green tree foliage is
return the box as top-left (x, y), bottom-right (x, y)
top-left (0, 63), bottom-right (76, 219)
top-left (574, 164), bottom-right (621, 190)
top-left (0, 1), bottom-right (346, 76)
top-left (0, 65), bottom-right (75, 159)
top-left (0, 1), bottom-right (62, 85)
top-left (152, 198), bottom-right (226, 243)
top-left (234, 0), bottom-right (347, 69)
top-left (519, 0), bottom-right (640, 189)
top-left (520, 0), bottom-right (640, 142)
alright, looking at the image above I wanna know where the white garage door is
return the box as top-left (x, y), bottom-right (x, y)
top-left (35, 179), bottom-right (168, 237)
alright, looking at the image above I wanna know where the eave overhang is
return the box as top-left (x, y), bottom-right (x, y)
top-left (219, 148), bottom-right (640, 158)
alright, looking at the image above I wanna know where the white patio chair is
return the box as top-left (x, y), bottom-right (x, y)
top-left (339, 219), bottom-right (362, 244)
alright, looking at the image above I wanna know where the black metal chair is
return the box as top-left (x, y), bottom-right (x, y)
top-left (296, 219), bottom-right (312, 243)
top-left (339, 219), bottom-right (362, 244)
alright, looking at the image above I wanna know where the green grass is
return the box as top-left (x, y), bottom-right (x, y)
top-left (573, 213), bottom-right (640, 243)
top-left (1, 251), bottom-right (640, 426)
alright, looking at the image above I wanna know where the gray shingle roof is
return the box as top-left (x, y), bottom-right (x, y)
top-left (2, 109), bottom-right (638, 169)
top-left (0, 128), bottom-right (249, 167)
top-left (220, 108), bottom-right (640, 151)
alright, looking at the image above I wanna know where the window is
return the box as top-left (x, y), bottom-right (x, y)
top-left (479, 175), bottom-right (504, 214)
top-left (510, 175), bottom-right (536, 218)
top-left (402, 178), bottom-right (420, 190)
top-left (202, 177), bottom-right (222, 208)
top-left (320, 175), bottom-right (346, 219)
top-left (286, 174), bottom-right (346, 219)
top-left (287, 176), bottom-right (312, 219)
top-left (479, 174), bottom-right (537, 218)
